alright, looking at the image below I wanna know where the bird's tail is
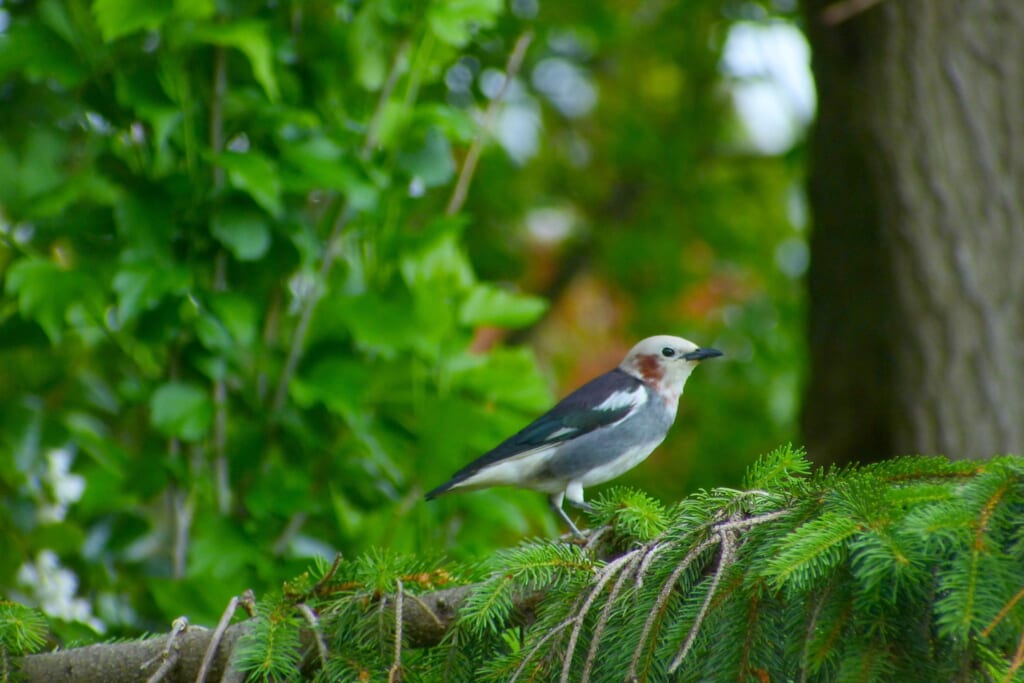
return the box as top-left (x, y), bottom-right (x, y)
top-left (424, 480), bottom-right (454, 501)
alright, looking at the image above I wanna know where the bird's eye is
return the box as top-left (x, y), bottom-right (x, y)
top-left (661, 347), bottom-right (676, 358)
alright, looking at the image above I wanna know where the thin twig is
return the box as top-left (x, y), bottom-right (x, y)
top-left (172, 487), bottom-right (193, 580)
top-left (508, 578), bottom-right (601, 683)
top-left (362, 40), bottom-right (411, 158)
top-left (297, 603), bottom-right (330, 672)
top-left (165, 351), bottom-right (190, 581)
top-left (983, 585), bottom-right (1024, 637)
top-left (208, 45), bottom-right (233, 515)
top-left (582, 524), bottom-right (611, 552)
top-left (560, 550), bottom-right (642, 683)
top-left (581, 550), bottom-right (646, 681)
top-left (821, 0), bottom-right (886, 25)
top-left (389, 579), bottom-right (404, 682)
top-left (628, 535), bottom-right (721, 681)
top-left (272, 512), bottom-right (308, 557)
top-left (195, 590), bottom-right (254, 683)
top-left (713, 508), bottom-right (790, 534)
top-left (445, 31), bottom-right (533, 216)
top-left (1004, 627), bottom-right (1024, 683)
top-left (636, 540), bottom-right (675, 591)
top-left (143, 616), bottom-right (190, 683)
top-left (668, 531), bottom-right (737, 673)
top-left (310, 552), bottom-right (345, 599)
top-left (210, 46), bottom-right (227, 186)
top-left (508, 618), bottom-right (576, 683)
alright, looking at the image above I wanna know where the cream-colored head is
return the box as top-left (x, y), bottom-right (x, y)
top-left (619, 335), bottom-right (722, 404)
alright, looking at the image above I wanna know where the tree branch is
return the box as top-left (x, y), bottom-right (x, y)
top-left (16, 621), bottom-right (251, 683)
top-left (445, 31), bottom-right (533, 216)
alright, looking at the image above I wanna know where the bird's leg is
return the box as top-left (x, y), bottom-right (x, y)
top-left (549, 491), bottom-right (585, 538)
top-left (565, 481), bottom-right (595, 513)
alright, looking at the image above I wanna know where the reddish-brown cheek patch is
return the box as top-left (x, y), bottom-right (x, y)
top-left (635, 354), bottom-right (665, 383)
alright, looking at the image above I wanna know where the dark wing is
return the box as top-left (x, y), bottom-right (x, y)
top-left (425, 368), bottom-right (645, 498)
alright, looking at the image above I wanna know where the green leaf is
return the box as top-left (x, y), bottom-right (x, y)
top-left (0, 21), bottom-right (87, 87)
top-left (216, 152), bottom-right (283, 218)
top-left (187, 21), bottom-right (279, 101)
top-left (211, 206), bottom-right (271, 261)
top-left (313, 290), bottom-right (421, 356)
top-left (195, 312), bottom-right (233, 354)
top-left (5, 259), bottom-right (104, 343)
top-left (92, 0), bottom-right (173, 42)
top-left (13, 129), bottom-right (66, 201)
top-left (209, 293), bottom-right (258, 347)
top-left (400, 220), bottom-right (476, 293)
top-left (280, 138), bottom-right (378, 211)
top-left (459, 285), bottom-right (548, 328)
top-left (114, 194), bottom-right (177, 254)
top-left (290, 358), bottom-right (368, 416)
top-left (350, 7), bottom-right (388, 90)
top-left (31, 172), bottom-right (122, 217)
top-left (449, 347), bottom-right (552, 412)
top-left (112, 256), bottom-right (191, 326)
top-left (150, 382), bottom-right (212, 441)
top-left (427, 0), bottom-right (503, 47)
top-left (172, 0), bottom-right (215, 21)
top-left (420, 104), bottom-right (478, 144)
top-left (397, 127), bottom-right (455, 188)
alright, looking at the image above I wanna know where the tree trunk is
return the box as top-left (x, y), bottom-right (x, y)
top-left (802, 0), bottom-right (1024, 464)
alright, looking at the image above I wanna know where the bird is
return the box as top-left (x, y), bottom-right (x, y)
top-left (425, 335), bottom-right (723, 537)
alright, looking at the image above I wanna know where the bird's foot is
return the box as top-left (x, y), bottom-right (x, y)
top-left (549, 495), bottom-right (587, 538)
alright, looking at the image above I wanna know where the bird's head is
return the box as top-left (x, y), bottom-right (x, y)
top-left (620, 335), bottom-right (723, 404)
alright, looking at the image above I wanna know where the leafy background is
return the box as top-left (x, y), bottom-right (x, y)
top-left (0, 0), bottom-right (805, 640)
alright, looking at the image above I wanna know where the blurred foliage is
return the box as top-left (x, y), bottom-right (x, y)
top-left (0, 0), bottom-right (804, 639)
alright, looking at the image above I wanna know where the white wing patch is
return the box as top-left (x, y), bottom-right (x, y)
top-left (595, 386), bottom-right (647, 413)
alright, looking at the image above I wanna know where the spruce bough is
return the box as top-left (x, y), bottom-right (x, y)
top-left (12, 446), bottom-right (1024, 682)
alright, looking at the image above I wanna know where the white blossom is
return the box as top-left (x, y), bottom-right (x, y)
top-left (17, 550), bottom-right (106, 634)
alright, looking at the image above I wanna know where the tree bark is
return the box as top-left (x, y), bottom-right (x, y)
top-left (15, 622), bottom-right (251, 683)
top-left (802, 0), bottom-right (1024, 464)
top-left (12, 584), bottom-right (545, 682)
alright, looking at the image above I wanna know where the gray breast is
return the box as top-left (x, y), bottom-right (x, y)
top-left (533, 384), bottom-right (674, 482)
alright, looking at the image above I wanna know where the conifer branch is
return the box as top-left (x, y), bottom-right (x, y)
top-left (508, 618), bottom-right (575, 683)
top-left (798, 582), bottom-right (831, 683)
top-left (635, 540), bottom-right (675, 591)
top-left (296, 603), bottom-right (328, 672)
top-left (669, 530), bottom-right (736, 673)
top-left (983, 586), bottom-right (1024, 638)
top-left (13, 450), bottom-right (1024, 681)
top-left (629, 535), bottom-right (720, 680)
top-left (560, 550), bottom-right (642, 682)
top-left (1006, 629), bottom-right (1024, 683)
top-left (581, 549), bottom-right (646, 680)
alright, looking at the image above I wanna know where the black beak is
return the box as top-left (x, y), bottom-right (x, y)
top-left (683, 347), bottom-right (723, 361)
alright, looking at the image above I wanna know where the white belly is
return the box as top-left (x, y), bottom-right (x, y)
top-left (577, 439), bottom-right (663, 487)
